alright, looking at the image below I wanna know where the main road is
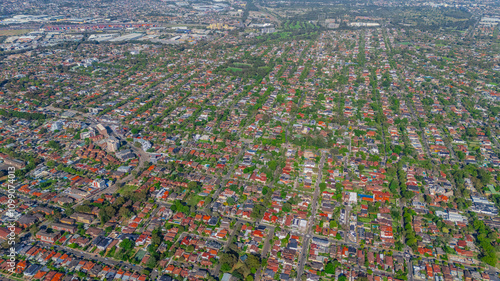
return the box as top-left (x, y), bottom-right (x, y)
top-left (73, 126), bottom-right (150, 206)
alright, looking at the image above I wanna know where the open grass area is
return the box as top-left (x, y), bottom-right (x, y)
top-left (134, 250), bottom-right (147, 262)
top-left (358, 217), bottom-right (372, 223)
top-left (118, 185), bottom-right (138, 194)
top-left (296, 186), bottom-right (314, 194)
top-left (187, 194), bottom-right (204, 206)
top-left (234, 62), bottom-right (252, 67)
top-left (227, 67), bottom-right (243, 72)
top-left (0, 273), bottom-right (23, 281)
top-left (0, 29), bottom-right (33, 36)
top-left (233, 261), bottom-right (244, 270)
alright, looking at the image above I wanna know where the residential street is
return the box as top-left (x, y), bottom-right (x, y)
top-left (296, 152), bottom-right (325, 280)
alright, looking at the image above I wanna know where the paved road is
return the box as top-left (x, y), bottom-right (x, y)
top-left (344, 136), bottom-right (351, 170)
top-left (405, 97), bottom-right (432, 159)
top-left (39, 241), bottom-right (144, 272)
top-left (42, 105), bottom-right (150, 205)
top-left (214, 221), bottom-right (242, 276)
top-left (43, 105), bottom-right (92, 120)
top-left (167, 228), bottom-right (250, 278)
top-left (284, 89), bottom-right (306, 143)
top-left (316, 231), bottom-right (500, 280)
top-left (73, 127), bottom-right (149, 206)
top-left (254, 225), bottom-right (275, 281)
top-left (490, 132), bottom-right (500, 151)
top-left (439, 125), bottom-right (457, 161)
top-left (205, 143), bottom-right (248, 212)
top-left (295, 152), bottom-right (325, 280)
top-left (311, 234), bottom-right (407, 277)
top-left (164, 232), bottom-right (189, 269)
top-left (210, 215), bottom-right (275, 281)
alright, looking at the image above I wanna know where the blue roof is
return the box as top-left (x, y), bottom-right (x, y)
top-left (222, 273), bottom-right (232, 281)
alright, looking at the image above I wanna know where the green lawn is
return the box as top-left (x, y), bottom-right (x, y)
top-left (187, 195), bottom-right (204, 206)
top-left (118, 185), bottom-right (138, 194)
top-left (279, 32), bottom-right (292, 38)
top-left (234, 62), bottom-right (252, 67)
top-left (358, 217), bottom-right (372, 223)
top-left (133, 250), bottom-right (147, 262)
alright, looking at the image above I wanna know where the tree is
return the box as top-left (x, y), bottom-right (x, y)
top-left (146, 255), bottom-right (158, 268)
top-left (75, 204), bottom-right (91, 213)
top-left (481, 255), bottom-right (497, 266)
top-left (282, 202), bottom-right (292, 213)
top-left (99, 206), bottom-right (116, 224)
top-left (324, 262), bottom-right (336, 274)
top-left (47, 140), bottom-right (62, 150)
top-left (119, 239), bottom-right (134, 251)
top-left (329, 220), bottom-right (337, 228)
top-left (151, 228), bottom-right (163, 246)
top-left (220, 251), bottom-right (238, 270)
top-left (188, 181), bottom-right (200, 190)
top-left (221, 263), bottom-right (232, 272)
top-left (245, 254), bottom-right (261, 272)
top-left (232, 271), bottom-right (244, 280)
top-left (30, 225), bottom-right (39, 236)
top-left (119, 206), bottom-right (131, 218)
top-left (262, 186), bottom-right (268, 195)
